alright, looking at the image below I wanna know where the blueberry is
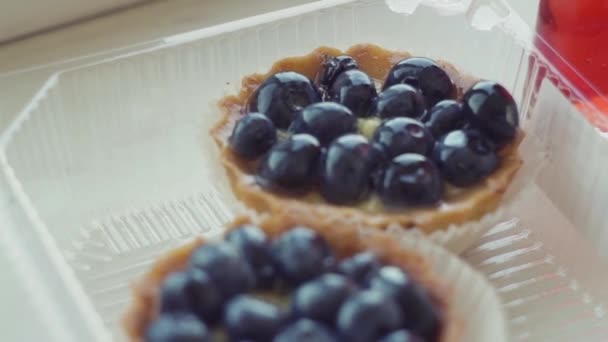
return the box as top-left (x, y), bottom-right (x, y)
top-left (370, 266), bottom-right (441, 341)
top-left (330, 69), bottom-right (378, 118)
top-left (421, 100), bottom-right (467, 138)
top-left (159, 269), bottom-right (222, 323)
top-left (379, 153), bottom-right (443, 207)
top-left (223, 295), bottom-right (283, 341)
top-left (369, 143), bottom-right (390, 188)
top-left (289, 102), bottom-right (357, 145)
top-left (462, 81), bottom-right (519, 144)
top-left (229, 113), bottom-right (277, 160)
top-left (145, 314), bottom-right (210, 342)
top-left (372, 118), bottom-right (435, 158)
top-left (271, 227), bottom-right (336, 285)
top-left (292, 273), bottom-right (356, 325)
top-left (275, 319), bottom-right (338, 342)
top-left (320, 134), bottom-right (378, 205)
top-left (337, 290), bottom-right (404, 342)
top-left (257, 134), bottom-right (321, 194)
top-left (189, 242), bottom-right (255, 300)
top-left (316, 55), bottom-right (359, 94)
top-left (248, 71), bottom-right (321, 129)
top-left (337, 252), bottom-right (383, 285)
top-left (433, 129), bottom-right (499, 187)
top-left (380, 330), bottom-right (426, 342)
top-left (226, 225), bottom-right (275, 288)
top-left (383, 57), bottom-right (455, 108)
top-left (375, 84), bottom-right (426, 119)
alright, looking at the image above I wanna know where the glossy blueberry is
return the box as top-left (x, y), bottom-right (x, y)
top-left (337, 252), bottom-right (384, 285)
top-left (223, 295), bottom-right (283, 341)
top-left (421, 100), bottom-right (467, 138)
top-left (462, 81), bottom-right (519, 144)
top-left (271, 226), bottom-right (336, 285)
top-left (380, 330), bottom-right (426, 342)
top-left (383, 57), bottom-right (455, 108)
top-left (159, 269), bottom-right (222, 323)
top-left (330, 69), bottom-right (378, 118)
top-left (292, 273), bottom-right (356, 325)
top-left (257, 134), bottom-right (321, 194)
top-left (337, 290), bottom-right (404, 342)
top-left (372, 117), bottom-right (435, 158)
top-left (228, 113), bottom-right (277, 159)
top-left (275, 319), bottom-right (339, 342)
top-left (288, 102), bottom-right (357, 145)
top-left (316, 55), bottom-right (359, 94)
top-left (433, 129), bottom-right (499, 187)
top-left (370, 266), bottom-right (441, 341)
top-left (145, 314), bottom-right (210, 342)
top-left (226, 225), bottom-right (275, 288)
top-left (375, 84), bottom-right (426, 119)
top-left (248, 71), bottom-right (321, 129)
top-left (189, 242), bottom-right (255, 300)
top-left (320, 134), bottom-right (379, 205)
top-left (379, 153), bottom-right (443, 207)
top-left (370, 142), bottom-right (391, 187)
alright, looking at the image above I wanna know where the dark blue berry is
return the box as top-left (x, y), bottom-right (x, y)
top-left (288, 102), bottom-right (357, 145)
top-left (248, 71), bottom-right (321, 129)
top-left (223, 295), bottom-right (283, 341)
top-left (292, 273), bottom-right (356, 325)
top-left (189, 242), bottom-right (254, 300)
top-left (337, 290), bottom-right (404, 342)
top-left (372, 118), bottom-right (435, 158)
top-left (229, 113), bottom-right (277, 159)
top-left (271, 227), bottom-right (336, 285)
top-left (320, 134), bottom-right (377, 205)
top-left (159, 269), bottom-right (222, 323)
top-left (275, 319), bottom-right (338, 342)
top-left (316, 55), bottom-right (359, 94)
top-left (379, 154), bottom-right (443, 207)
top-left (257, 134), bottom-right (321, 194)
top-left (462, 81), bottom-right (519, 144)
top-left (380, 330), bottom-right (426, 342)
top-left (433, 129), bottom-right (499, 187)
top-left (421, 100), bottom-right (467, 138)
top-left (145, 314), bottom-right (210, 342)
top-left (225, 225), bottom-right (275, 288)
top-left (383, 57), bottom-right (454, 108)
top-left (370, 266), bottom-right (441, 341)
top-left (337, 252), bottom-right (383, 285)
top-left (330, 69), bottom-right (378, 118)
top-left (375, 84), bottom-right (426, 119)
top-left (369, 143), bottom-right (390, 188)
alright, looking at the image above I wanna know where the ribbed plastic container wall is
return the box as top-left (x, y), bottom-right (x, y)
top-left (2, 0), bottom-right (608, 340)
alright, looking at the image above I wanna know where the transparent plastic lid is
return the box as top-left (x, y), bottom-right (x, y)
top-left (1, 0), bottom-right (608, 341)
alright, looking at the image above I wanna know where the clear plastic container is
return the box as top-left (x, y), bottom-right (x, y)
top-left (2, 0), bottom-right (608, 340)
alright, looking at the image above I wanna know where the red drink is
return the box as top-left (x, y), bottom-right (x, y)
top-left (536, 0), bottom-right (608, 129)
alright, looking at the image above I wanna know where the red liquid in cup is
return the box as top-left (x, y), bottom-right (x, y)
top-left (536, 0), bottom-right (608, 129)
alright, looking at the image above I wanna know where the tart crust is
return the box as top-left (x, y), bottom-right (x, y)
top-left (123, 214), bottom-right (461, 341)
top-left (210, 44), bottom-right (523, 234)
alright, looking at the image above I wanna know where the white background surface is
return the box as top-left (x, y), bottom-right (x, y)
top-left (0, 0), bottom-right (538, 74)
top-left (0, 0), bottom-right (539, 341)
top-left (0, 0), bottom-right (147, 42)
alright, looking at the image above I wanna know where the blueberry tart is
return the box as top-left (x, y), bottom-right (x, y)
top-left (123, 216), bottom-right (460, 341)
top-left (211, 44), bottom-right (523, 234)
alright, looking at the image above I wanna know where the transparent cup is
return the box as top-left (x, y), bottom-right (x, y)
top-left (536, 0), bottom-right (608, 129)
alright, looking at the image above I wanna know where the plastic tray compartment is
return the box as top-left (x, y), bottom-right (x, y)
top-left (2, 0), bottom-right (608, 341)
